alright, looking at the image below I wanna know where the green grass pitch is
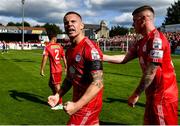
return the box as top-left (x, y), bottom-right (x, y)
top-left (0, 50), bottom-right (179, 125)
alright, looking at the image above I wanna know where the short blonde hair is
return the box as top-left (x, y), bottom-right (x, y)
top-left (132, 5), bottom-right (154, 16)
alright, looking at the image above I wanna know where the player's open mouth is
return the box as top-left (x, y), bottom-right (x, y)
top-left (68, 28), bottom-right (75, 32)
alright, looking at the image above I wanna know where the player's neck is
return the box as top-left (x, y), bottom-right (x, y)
top-left (50, 40), bottom-right (56, 44)
top-left (71, 34), bottom-right (85, 45)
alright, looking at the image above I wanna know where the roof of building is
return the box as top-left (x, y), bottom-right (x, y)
top-left (84, 24), bottom-right (100, 30)
top-left (0, 26), bottom-right (46, 31)
top-left (84, 24), bottom-right (109, 31)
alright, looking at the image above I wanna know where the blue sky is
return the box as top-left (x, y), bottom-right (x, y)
top-left (0, 0), bottom-right (177, 30)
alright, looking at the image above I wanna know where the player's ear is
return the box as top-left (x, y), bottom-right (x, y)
top-left (80, 22), bottom-right (84, 30)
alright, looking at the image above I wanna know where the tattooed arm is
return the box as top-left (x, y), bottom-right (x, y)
top-left (128, 62), bottom-right (158, 107)
top-left (77, 70), bottom-right (103, 105)
top-left (63, 70), bottom-right (104, 115)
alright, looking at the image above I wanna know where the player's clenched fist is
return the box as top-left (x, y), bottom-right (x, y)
top-left (128, 93), bottom-right (139, 108)
top-left (48, 94), bottom-right (59, 107)
top-left (63, 101), bottom-right (79, 115)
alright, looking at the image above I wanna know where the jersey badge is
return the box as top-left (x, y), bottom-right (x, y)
top-left (150, 50), bottom-right (163, 58)
top-left (91, 49), bottom-right (100, 60)
top-left (153, 38), bottom-right (162, 49)
top-left (75, 54), bottom-right (81, 62)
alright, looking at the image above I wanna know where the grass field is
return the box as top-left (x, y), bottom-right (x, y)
top-left (0, 50), bottom-right (179, 125)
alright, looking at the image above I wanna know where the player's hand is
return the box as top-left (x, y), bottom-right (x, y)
top-left (63, 101), bottom-right (79, 115)
top-left (128, 93), bottom-right (139, 108)
top-left (48, 94), bottom-right (59, 107)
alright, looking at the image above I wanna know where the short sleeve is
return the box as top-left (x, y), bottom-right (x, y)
top-left (148, 36), bottom-right (164, 63)
top-left (84, 45), bottom-right (103, 71)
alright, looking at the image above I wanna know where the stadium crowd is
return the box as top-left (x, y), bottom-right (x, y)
top-left (98, 31), bottom-right (180, 53)
top-left (164, 32), bottom-right (180, 53)
top-left (0, 31), bottom-right (179, 52)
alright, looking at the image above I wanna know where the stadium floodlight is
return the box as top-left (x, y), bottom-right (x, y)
top-left (22, 0), bottom-right (25, 50)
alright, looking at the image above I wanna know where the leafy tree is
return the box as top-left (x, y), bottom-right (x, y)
top-left (7, 22), bottom-right (16, 26)
top-left (15, 22), bottom-right (22, 26)
top-left (23, 21), bottom-right (31, 27)
top-left (43, 23), bottom-right (62, 36)
top-left (163, 0), bottom-right (180, 25)
top-left (109, 25), bottom-right (129, 37)
top-left (6, 21), bottom-right (31, 26)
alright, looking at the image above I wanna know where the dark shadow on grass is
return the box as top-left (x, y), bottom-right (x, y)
top-left (177, 80), bottom-right (180, 83)
top-left (0, 58), bottom-right (8, 61)
top-left (104, 97), bottom-right (145, 108)
top-left (11, 58), bottom-right (36, 63)
top-left (8, 90), bottom-right (48, 105)
top-left (104, 72), bottom-right (141, 78)
top-left (100, 120), bottom-right (127, 125)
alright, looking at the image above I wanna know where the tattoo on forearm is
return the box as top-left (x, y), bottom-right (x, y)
top-left (91, 70), bottom-right (103, 88)
top-left (135, 63), bottom-right (158, 95)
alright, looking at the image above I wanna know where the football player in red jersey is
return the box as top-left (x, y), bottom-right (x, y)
top-left (48, 11), bottom-right (104, 125)
top-left (40, 34), bottom-right (67, 110)
top-left (103, 5), bottom-right (178, 125)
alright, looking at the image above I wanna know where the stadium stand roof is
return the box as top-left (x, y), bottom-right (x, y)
top-left (0, 26), bottom-right (46, 34)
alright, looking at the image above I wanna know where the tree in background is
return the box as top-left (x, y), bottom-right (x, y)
top-left (43, 23), bottom-right (62, 36)
top-left (163, 0), bottom-right (180, 25)
top-left (7, 22), bottom-right (16, 26)
top-left (6, 21), bottom-right (30, 27)
top-left (5, 22), bottom-right (62, 35)
top-left (109, 25), bottom-right (129, 37)
top-left (23, 21), bottom-right (31, 27)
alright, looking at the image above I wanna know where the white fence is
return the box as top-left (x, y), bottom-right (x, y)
top-left (0, 43), bottom-right (44, 50)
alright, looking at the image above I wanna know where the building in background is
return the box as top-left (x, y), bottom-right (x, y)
top-left (83, 20), bottom-right (109, 40)
top-left (0, 26), bottom-right (47, 42)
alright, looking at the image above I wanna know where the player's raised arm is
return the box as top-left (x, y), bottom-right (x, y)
top-left (103, 54), bottom-right (125, 63)
top-left (103, 50), bottom-right (137, 64)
